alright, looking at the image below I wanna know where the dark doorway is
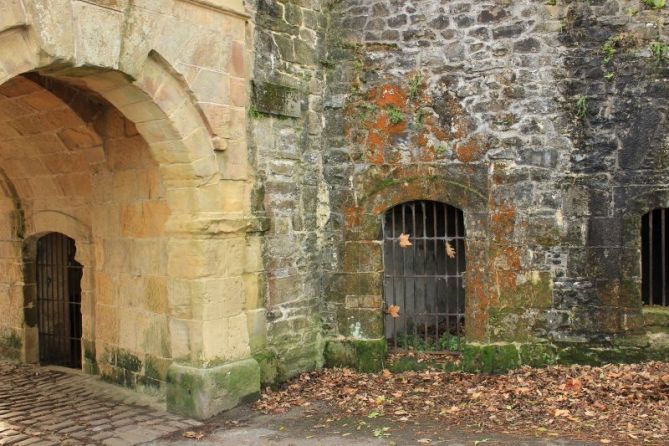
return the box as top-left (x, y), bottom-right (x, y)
top-left (642, 208), bottom-right (669, 306)
top-left (36, 233), bottom-right (83, 368)
top-left (382, 201), bottom-right (466, 352)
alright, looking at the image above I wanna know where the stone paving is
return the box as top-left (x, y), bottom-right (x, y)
top-left (0, 361), bottom-right (201, 446)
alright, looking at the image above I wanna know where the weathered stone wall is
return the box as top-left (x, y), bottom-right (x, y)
top-left (247, 0), bottom-right (329, 382)
top-left (554, 0), bottom-right (669, 361)
top-left (0, 0), bottom-right (263, 419)
top-left (321, 0), bottom-right (669, 368)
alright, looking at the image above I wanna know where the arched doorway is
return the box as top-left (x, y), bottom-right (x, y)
top-left (36, 233), bottom-right (82, 368)
top-left (382, 200), bottom-right (466, 352)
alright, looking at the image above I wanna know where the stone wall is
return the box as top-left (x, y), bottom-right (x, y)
top-left (247, 0), bottom-right (329, 382)
top-left (321, 0), bottom-right (669, 369)
top-left (0, 0), bottom-right (263, 419)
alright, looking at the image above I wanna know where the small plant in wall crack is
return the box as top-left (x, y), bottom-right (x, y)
top-left (643, 0), bottom-right (666, 9)
top-left (408, 73), bottom-right (424, 101)
top-left (650, 41), bottom-right (669, 63)
top-left (386, 105), bottom-right (405, 125)
top-left (575, 95), bottom-right (588, 120)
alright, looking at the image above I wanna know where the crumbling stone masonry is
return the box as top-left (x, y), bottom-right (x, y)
top-left (1, 0), bottom-right (669, 420)
top-left (321, 0), bottom-right (669, 371)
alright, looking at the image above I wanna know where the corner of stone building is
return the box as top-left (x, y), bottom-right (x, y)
top-left (246, 0), bottom-right (331, 384)
top-left (166, 357), bottom-right (261, 420)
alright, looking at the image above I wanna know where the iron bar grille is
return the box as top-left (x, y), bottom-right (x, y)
top-left (382, 201), bottom-right (466, 352)
top-left (642, 208), bottom-right (669, 306)
top-left (37, 233), bottom-right (83, 368)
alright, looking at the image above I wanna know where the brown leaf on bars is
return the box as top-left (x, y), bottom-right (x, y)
top-left (399, 233), bottom-right (412, 248)
top-left (386, 305), bottom-right (400, 318)
top-left (446, 241), bottom-right (456, 258)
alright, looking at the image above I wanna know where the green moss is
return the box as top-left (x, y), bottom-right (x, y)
top-left (115, 350), bottom-right (142, 372)
top-left (0, 329), bottom-right (21, 361)
top-left (167, 358), bottom-right (261, 419)
top-left (386, 105), bottom-right (404, 125)
top-left (324, 339), bottom-right (387, 372)
top-left (643, 306), bottom-right (669, 327)
top-left (519, 343), bottom-right (558, 367)
top-left (462, 343), bottom-right (521, 373)
top-left (254, 350), bottom-right (279, 387)
top-left (388, 356), bottom-right (429, 372)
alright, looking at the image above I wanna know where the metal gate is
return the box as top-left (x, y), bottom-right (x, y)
top-left (642, 208), bottom-right (669, 306)
top-left (382, 201), bottom-right (466, 352)
top-left (36, 233), bottom-right (83, 368)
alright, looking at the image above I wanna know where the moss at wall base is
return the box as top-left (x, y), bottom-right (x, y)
top-left (166, 358), bottom-right (261, 420)
top-left (0, 329), bottom-right (21, 361)
top-left (462, 340), bottom-right (669, 373)
top-left (324, 338), bottom-right (387, 372)
top-left (254, 350), bottom-right (279, 387)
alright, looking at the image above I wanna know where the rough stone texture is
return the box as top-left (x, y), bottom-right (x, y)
top-left (3, 0), bottom-right (669, 420)
top-left (320, 0), bottom-right (669, 366)
top-left (247, 0), bottom-right (329, 381)
top-left (166, 358), bottom-right (260, 420)
top-left (0, 0), bottom-right (262, 419)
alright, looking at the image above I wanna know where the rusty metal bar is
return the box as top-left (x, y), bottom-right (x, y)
top-left (660, 209), bottom-right (667, 305)
top-left (650, 210), bottom-right (654, 305)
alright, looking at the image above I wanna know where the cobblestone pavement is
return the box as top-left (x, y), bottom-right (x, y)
top-left (0, 361), bottom-right (201, 446)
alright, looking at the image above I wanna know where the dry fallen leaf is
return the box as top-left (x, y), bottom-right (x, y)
top-left (183, 431), bottom-right (205, 440)
top-left (399, 233), bottom-right (412, 248)
top-left (554, 409), bottom-right (570, 417)
top-left (446, 241), bottom-right (456, 258)
top-left (254, 360), bottom-right (669, 445)
top-left (386, 305), bottom-right (401, 318)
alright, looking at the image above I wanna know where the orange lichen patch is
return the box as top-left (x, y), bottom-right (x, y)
top-left (363, 111), bottom-right (408, 164)
top-left (366, 130), bottom-right (385, 164)
top-left (344, 206), bottom-right (363, 228)
top-left (490, 202), bottom-right (516, 241)
top-left (466, 268), bottom-right (489, 341)
top-left (455, 134), bottom-right (490, 163)
top-left (370, 83), bottom-right (406, 108)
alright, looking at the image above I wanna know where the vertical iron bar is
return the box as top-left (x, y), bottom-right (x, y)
top-left (433, 202), bottom-right (439, 344)
top-left (650, 210), bottom-right (654, 305)
top-left (663, 209), bottom-right (667, 306)
top-left (402, 204), bottom-right (407, 347)
top-left (392, 209), bottom-right (397, 349)
top-left (444, 204), bottom-right (450, 347)
top-left (454, 206), bottom-right (461, 350)
top-left (411, 203), bottom-right (417, 342)
top-left (422, 201), bottom-right (428, 346)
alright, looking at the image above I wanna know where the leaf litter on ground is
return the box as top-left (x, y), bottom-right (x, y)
top-left (255, 362), bottom-right (669, 445)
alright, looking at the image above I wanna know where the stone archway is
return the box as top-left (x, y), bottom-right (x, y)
top-left (0, 0), bottom-right (261, 419)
